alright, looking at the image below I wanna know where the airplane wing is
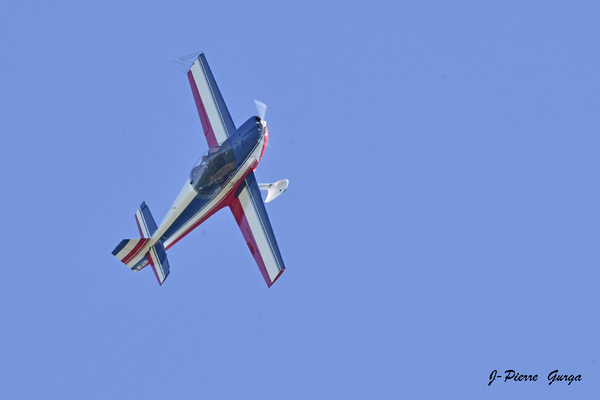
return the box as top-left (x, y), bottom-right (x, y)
top-left (187, 53), bottom-right (237, 148)
top-left (229, 172), bottom-right (286, 287)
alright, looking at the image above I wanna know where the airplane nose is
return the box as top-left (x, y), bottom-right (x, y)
top-left (260, 125), bottom-right (269, 161)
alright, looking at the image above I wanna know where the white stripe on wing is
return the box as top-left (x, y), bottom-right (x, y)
top-left (238, 189), bottom-right (280, 281)
top-left (189, 61), bottom-right (228, 145)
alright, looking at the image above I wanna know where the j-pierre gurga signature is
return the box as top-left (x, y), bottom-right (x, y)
top-left (488, 370), bottom-right (581, 386)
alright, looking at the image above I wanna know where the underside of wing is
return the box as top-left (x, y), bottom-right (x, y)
top-left (187, 53), bottom-right (236, 148)
top-left (229, 172), bottom-right (285, 287)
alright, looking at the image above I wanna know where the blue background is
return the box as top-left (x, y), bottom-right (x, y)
top-left (1, 1), bottom-right (599, 398)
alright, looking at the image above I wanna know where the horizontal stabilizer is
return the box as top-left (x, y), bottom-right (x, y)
top-left (135, 201), bottom-right (158, 238)
top-left (147, 240), bottom-right (171, 285)
top-left (112, 202), bottom-right (171, 285)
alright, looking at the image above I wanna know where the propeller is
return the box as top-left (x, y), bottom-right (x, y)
top-left (254, 100), bottom-right (267, 122)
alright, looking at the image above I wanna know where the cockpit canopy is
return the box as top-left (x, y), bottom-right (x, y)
top-left (189, 140), bottom-right (236, 195)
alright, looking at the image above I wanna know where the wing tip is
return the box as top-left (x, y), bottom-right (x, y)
top-left (267, 268), bottom-right (285, 288)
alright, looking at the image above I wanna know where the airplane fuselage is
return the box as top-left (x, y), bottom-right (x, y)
top-left (149, 116), bottom-right (268, 250)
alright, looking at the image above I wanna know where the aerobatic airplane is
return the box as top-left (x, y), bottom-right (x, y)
top-left (112, 53), bottom-right (288, 287)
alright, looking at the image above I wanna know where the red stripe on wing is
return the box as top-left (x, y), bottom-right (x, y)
top-left (229, 197), bottom-right (272, 286)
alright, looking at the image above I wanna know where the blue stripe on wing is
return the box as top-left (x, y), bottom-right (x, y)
top-left (243, 172), bottom-right (286, 273)
top-left (197, 54), bottom-right (236, 137)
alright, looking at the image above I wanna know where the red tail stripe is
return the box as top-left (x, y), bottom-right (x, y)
top-left (135, 213), bottom-right (145, 238)
top-left (122, 239), bottom-right (149, 265)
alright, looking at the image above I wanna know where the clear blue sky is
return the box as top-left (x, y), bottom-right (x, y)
top-left (2, 1), bottom-right (599, 398)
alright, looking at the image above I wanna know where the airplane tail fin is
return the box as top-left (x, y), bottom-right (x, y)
top-left (112, 238), bottom-right (151, 270)
top-left (112, 202), bottom-right (171, 285)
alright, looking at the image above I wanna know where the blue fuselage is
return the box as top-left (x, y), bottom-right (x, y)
top-left (158, 117), bottom-right (265, 244)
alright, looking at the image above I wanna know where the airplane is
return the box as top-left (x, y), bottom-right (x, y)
top-left (112, 53), bottom-right (288, 287)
